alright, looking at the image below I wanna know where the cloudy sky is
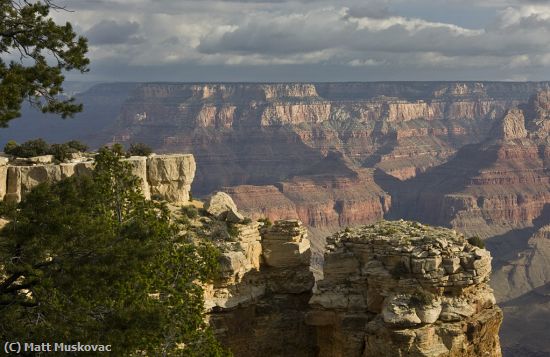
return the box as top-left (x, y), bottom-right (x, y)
top-left (51, 0), bottom-right (550, 82)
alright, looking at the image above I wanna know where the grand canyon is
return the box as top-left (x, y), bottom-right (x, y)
top-left (4, 81), bottom-right (550, 356)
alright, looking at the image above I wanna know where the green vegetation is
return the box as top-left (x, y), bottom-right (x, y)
top-left (127, 142), bottom-right (154, 157)
top-left (467, 236), bottom-right (486, 249)
top-left (3, 138), bottom-right (88, 161)
top-left (182, 205), bottom-right (199, 219)
top-left (258, 217), bottom-right (272, 228)
top-left (242, 217), bottom-right (252, 224)
top-left (0, 0), bottom-right (89, 126)
top-left (410, 290), bottom-right (436, 307)
top-left (226, 222), bottom-right (240, 239)
top-left (0, 147), bottom-right (228, 356)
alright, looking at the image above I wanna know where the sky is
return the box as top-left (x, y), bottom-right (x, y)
top-left (50, 0), bottom-right (550, 82)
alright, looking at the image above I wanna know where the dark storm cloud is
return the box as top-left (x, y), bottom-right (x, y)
top-left (85, 20), bottom-right (143, 45)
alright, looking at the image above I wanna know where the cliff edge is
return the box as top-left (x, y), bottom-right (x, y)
top-left (308, 220), bottom-right (502, 357)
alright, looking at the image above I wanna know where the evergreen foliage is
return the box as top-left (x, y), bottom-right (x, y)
top-left (0, 147), bottom-right (228, 356)
top-left (3, 138), bottom-right (88, 161)
top-left (127, 143), bottom-right (153, 157)
top-left (467, 236), bottom-right (486, 249)
top-left (0, 0), bottom-right (89, 126)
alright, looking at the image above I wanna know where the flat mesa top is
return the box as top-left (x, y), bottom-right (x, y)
top-left (331, 220), bottom-right (466, 248)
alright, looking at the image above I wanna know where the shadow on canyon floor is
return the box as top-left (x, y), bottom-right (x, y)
top-left (486, 204), bottom-right (550, 271)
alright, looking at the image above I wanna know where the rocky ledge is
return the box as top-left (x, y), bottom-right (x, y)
top-left (0, 153), bottom-right (195, 204)
top-left (307, 220), bottom-right (502, 357)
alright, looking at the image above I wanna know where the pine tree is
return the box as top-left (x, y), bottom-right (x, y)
top-left (0, 148), bottom-right (228, 356)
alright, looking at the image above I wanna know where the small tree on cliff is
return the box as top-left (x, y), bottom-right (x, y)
top-left (0, 148), bottom-right (228, 356)
top-left (0, 0), bottom-right (89, 126)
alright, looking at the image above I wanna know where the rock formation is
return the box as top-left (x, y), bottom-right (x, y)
top-left (200, 195), bottom-right (316, 356)
top-left (199, 200), bottom-right (502, 356)
top-left (105, 82), bottom-right (550, 195)
top-left (307, 220), bottom-right (502, 357)
top-left (224, 152), bottom-right (391, 258)
top-left (387, 91), bottom-right (550, 239)
top-left (0, 153), bottom-right (195, 204)
top-left (146, 154), bottom-right (196, 203)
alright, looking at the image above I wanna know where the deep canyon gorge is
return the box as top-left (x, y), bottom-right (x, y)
top-left (4, 81), bottom-right (550, 356)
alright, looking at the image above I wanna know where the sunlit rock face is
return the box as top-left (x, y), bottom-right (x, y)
top-left (1, 153), bottom-right (195, 204)
top-left (204, 215), bottom-right (316, 357)
top-left (307, 221), bottom-right (502, 357)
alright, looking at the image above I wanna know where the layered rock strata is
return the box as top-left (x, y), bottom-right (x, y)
top-left (109, 82), bottom-right (550, 195)
top-left (307, 220), bottom-right (502, 357)
top-left (0, 153), bottom-right (195, 204)
top-left (387, 91), bottom-right (550, 238)
top-left (201, 195), bottom-right (316, 356)
top-left (224, 152), bottom-right (391, 256)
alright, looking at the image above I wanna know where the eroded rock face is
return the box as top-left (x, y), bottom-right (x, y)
top-left (224, 152), bottom-right (391, 257)
top-left (146, 154), bottom-right (196, 204)
top-left (2, 154), bottom-right (195, 204)
top-left (389, 93), bottom-right (550, 239)
top-left (307, 221), bottom-right (502, 357)
top-left (494, 108), bottom-right (527, 140)
top-left (205, 191), bottom-right (242, 221)
top-left (205, 219), bottom-right (316, 357)
top-left (110, 82), bottom-right (550, 195)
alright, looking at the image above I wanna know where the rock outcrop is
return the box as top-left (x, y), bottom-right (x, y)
top-left (146, 154), bottom-right (195, 204)
top-left (307, 221), bottom-right (502, 357)
top-left (202, 216), bottom-right (502, 356)
top-left (1, 153), bottom-right (195, 204)
top-left (204, 216), bottom-right (316, 357)
top-left (205, 191), bottom-right (243, 221)
top-left (493, 108), bottom-right (527, 140)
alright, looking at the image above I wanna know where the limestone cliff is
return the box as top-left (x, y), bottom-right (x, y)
top-left (224, 152), bottom-right (391, 256)
top-left (0, 153), bottom-right (195, 204)
top-left (307, 221), bottom-right (502, 357)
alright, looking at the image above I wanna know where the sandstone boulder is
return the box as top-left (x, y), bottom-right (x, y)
top-left (261, 220), bottom-right (311, 268)
top-left (123, 156), bottom-right (150, 200)
top-left (205, 192), bottom-right (239, 219)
